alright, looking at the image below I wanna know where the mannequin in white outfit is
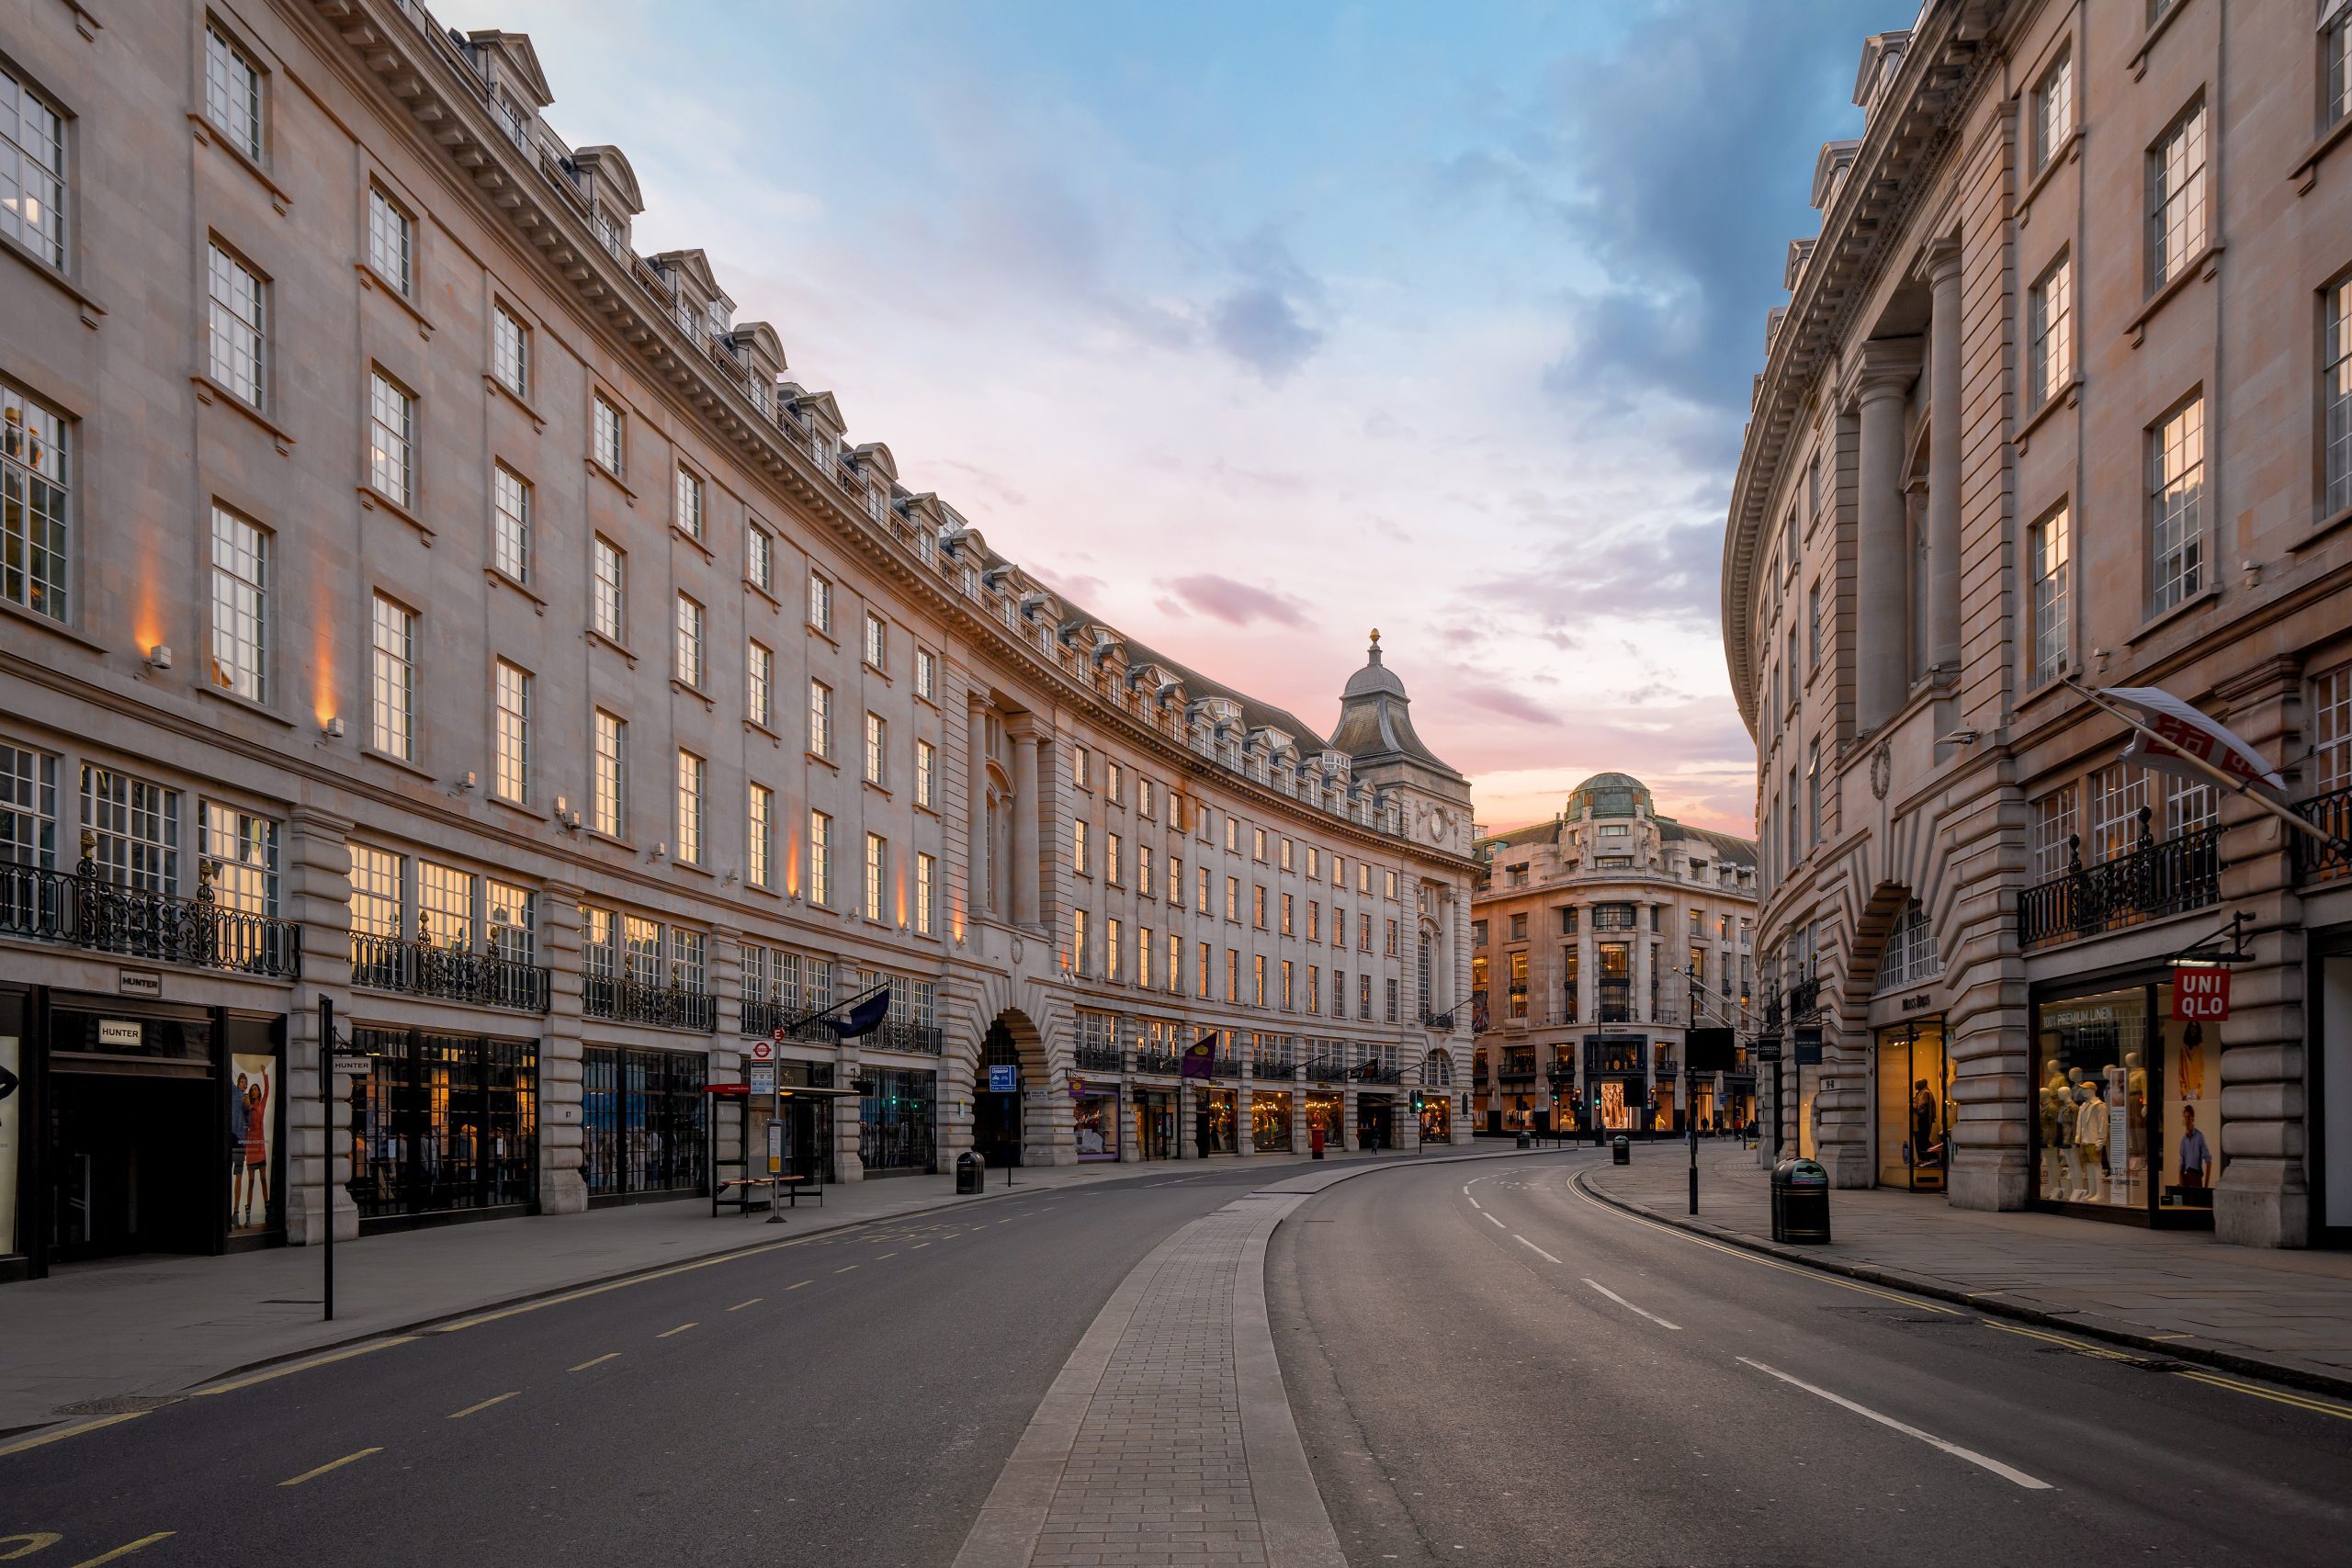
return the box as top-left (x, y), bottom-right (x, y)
top-left (2075, 1082), bottom-right (2109, 1201)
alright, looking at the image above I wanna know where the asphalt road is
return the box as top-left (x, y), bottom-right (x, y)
top-left (1270, 1146), bottom-right (2352, 1568)
top-left (1, 1160), bottom-right (1293, 1568)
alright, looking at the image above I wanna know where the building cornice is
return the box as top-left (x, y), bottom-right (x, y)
top-left (1720, 0), bottom-right (2007, 735)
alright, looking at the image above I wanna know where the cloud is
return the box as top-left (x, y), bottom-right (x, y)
top-left (1466, 515), bottom-right (1724, 634)
top-left (1453, 681), bottom-right (1556, 727)
top-left (1534, 0), bottom-right (1882, 413)
top-left (1167, 574), bottom-right (1314, 629)
top-left (1207, 229), bottom-right (1328, 381)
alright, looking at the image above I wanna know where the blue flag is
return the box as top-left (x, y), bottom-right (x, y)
top-left (828, 987), bottom-right (890, 1040)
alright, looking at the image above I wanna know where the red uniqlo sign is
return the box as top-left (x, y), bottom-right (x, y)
top-left (2173, 966), bottom-right (2232, 1021)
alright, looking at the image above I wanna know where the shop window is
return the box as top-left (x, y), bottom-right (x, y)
top-left (347, 1029), bottom-right (537, 1222)
top-left (861, 1067), bottom-right (939, 1171)
top-left (1874, 1021), bottom-right (1950, 1191)
top-left (582, 1045), bottom-right (707, 1199)
top-left (2032, 980), bottom-right (2207, 1222)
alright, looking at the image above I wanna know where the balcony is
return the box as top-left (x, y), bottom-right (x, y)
top-left (1787, 976), bottom-right (1821, 1019)
top-left (1134, 1047), bottom-right (1181, 1075)
top-left (2291, 784), bottom-right (2352, 884)
top-left (583, 973), bottom-right (718, 1032)
top-left (2018, 817), bottom-right (2220, 950)
top-left (1212, 1053), bottom-right (1241, 1077)
top-left (0, 860), bottom-right (300, 979)
top-left (867, 1019), bottom-right (944, 1055)
top-left (350, 928), bottom-right (549, 1012)
top-left (1073, 1043), bottom-right (1124, 1073)
top-left (740, 999), bottom-right (841, 1044)
top-left (1251, 1053), bottom-right (1296, 1077)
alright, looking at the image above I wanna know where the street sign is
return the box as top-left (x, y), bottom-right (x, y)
top-left (989, 1064), bottom-right (1017, 1093)
top-left (1792, 1026), bottom-right (1824, 1066)
top-left (748, 1039), bottom-right (776, 1064)
top-left (749, 1062), bottom-right (776, 1097)
top-left (766, 1120), bottom-right (783, 1175)
top-left (1755, 1043), bottom-right (1783, 1064)
top-left (2174, 965), bottom-right (2232, 1021)
top-left (771, 1027), bottom-right (786, 1045)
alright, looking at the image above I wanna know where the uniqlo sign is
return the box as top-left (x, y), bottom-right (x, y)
top-left (2173, 966), bottom-right (2232, 1021)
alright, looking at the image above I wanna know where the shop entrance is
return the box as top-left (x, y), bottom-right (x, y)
top-left (48, 1069), bottom-right (213, 1263)
top-left (973, 1020), bottom-right (1023, 1168)
top-left (1356, 1093), bottom-right (1394, 1151)
top-left (1875, 1018), bottom-right (1950, 1190)
top-left (1135, 1089), bottom-right (1175, 1159)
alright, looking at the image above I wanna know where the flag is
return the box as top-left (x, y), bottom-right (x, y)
top-left (2101, 685), bottom-right (2285, 792)
top-left (1181, 1032), bottom-right (1216, 1079)
top-left (826, 986), bottom-right (891, 1040)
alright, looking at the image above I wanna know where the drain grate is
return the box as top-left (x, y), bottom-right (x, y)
top-left (52, 1394), bottom-right (184, 1416)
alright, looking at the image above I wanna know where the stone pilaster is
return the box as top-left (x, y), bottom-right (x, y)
top-left (286, 807), bottom-right (356, 1247)
top-left (1852, 339), bottom-right (1923, 735)
top-left (537, 881), bottom-right (586, 1215)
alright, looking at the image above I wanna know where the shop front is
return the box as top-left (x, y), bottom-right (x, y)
top-left (1250, 1089), bottom-right (1294, 1155)
top-left (1304, 1090), bottom-right (1343, 1149)
top-left (2031, 976), bottom-right (2211, 1228)
top-left (5, 987), bottom-right (288, 1278)
top-left (1072, 1081), bottom-right (1120, 1161)
top-left (859, 1066), bottom-right (938, 1174)
top-left (582, 1044), bottom-right (707, 1203)
top-left (1134, 1086), bottom-right (1176, 1159)
top-left (1356, 1092), bottom-right (1395, 1151)
top-left (1195, 1087), bottom-right (1238, 1155)
top-left (1873, 1019), bottom-right (1950, 1192)
top-left (1418, 1092), bottom-right (1452, 1144)
top-left (1584, 1035), bottom-right (1647, 1132)
top-left (348, 1027), bottom-right (537, 1230)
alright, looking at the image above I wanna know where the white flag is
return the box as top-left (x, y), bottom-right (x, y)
top-left (2102, 685), bottom-right (2285, 793)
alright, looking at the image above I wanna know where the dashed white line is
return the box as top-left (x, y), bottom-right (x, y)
top-left (1483, 1213), bottom-right (1506, 1229)
top-left (1581, 1277), bottom-right (1681, 1331)
top-left (1738, 1358), bottom-right (2053, 1491)
top-left (1513, 1235), bottom-right (1563, 1265)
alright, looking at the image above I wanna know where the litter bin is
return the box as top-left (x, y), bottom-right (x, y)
top-left (956, 1151), bottom-right (986, 1196)
top-left (1516, 1130), bottom-right (1532, 1150)
top-left (1770, 1157), bottom-right (1831, 1243)
top-left (1611, 1134), bottom-right (1630, 1166)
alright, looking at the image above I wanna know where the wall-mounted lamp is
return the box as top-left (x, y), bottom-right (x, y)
top-left (649, 840), bottom-right (668, 863)
top-left (1941, 727), bottom-right (1982, 747)
top-left (451, 770), bottom-right (478, 795)
top-left (322, 716), bottom-right (345, 740)
top-left (145, 644), bottom-right (174, 671)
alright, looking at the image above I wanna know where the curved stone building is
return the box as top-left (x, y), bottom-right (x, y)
top-left (1724, 6), bottom-right (2352, 1247)
top-left (0, 2), bottom-right (1474, 1279)
top-left (1471, 774), bottom-right (1757, 1135)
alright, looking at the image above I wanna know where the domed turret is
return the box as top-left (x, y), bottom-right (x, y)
top-left (1566, 772), bottom-right (1654, 821)
top-left (1329, 630), bottom-right (1462, 780)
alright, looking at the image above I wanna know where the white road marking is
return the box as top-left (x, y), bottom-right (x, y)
top-left (1737, 1357), bottom-right (2054, 1491)
top-left (1483, 1213), bottom-right (1506, 1229)
top-left (1581, 1277), bottom-right (1681, 1331)
top-left (1513, 1235), bottom-right (1563, 1265)
top-left (1466, 1195), bottom-right (1482, 1211)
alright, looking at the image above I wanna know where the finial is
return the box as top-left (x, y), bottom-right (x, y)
top-left (1369, 627), bottom-right (1380, 647)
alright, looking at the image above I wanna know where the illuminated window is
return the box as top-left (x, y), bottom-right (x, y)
top-left (2147, 101), bottom-right (2207, 292)
top-left (592, 536), bottom-right (624, 640)
top-left (749, 783), bottom-right (774, 888)
top-left (368, 369), bottom-right (414, 507)
top-left (0, 379), bottom-right (69, 620)
top-left (369, 592), bottom-right (414, 760)
top-left (2149, 395), bottom-right (2204, 613)
top-left (493, 660), bottom-right (530, 804)
top-left (208, 504), bottom-right (267, 702)
top-left (675, 750), bottom-right (704, 864)
top-left (492, 464), bottom-right (529, 583)
top-left (592, 711), bottom-right (626, 836)
top-left (0, 66), bottom-right (65, 266)
top-left (748, 640), bottom-right (774, 728)
top-left (674, 593), bottom-right (705, 687)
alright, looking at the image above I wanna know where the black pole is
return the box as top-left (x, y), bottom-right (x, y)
top-left (319, 996), bottom-right (334, 1323)
top-left (1686, 1066), bottom-right (1699, 1215)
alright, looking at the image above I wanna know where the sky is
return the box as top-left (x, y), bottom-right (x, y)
top-left (437, 0), bottom-right (1892, 838)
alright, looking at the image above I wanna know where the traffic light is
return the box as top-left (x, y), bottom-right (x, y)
top-left (1410, 1091), bottom-right (1425, 1112)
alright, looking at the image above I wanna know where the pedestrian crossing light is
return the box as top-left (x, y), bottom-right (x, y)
top-left (1410, 1091), bottom-right (1425, 1112)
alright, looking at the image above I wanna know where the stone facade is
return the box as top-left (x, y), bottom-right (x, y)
top-left (0, 0), bottom-right (1474, 1277)
top-left (1471, 774), bottom-right (1758, 1135)
top-left (1724, 4), bottom-right (2352, 1247)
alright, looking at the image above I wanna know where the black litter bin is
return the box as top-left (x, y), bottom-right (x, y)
top-left (1770, 1156), bottom-right (1831, 1243)
top-left (1611, 1134), bottom-right (1630, 1166)
top-left (1516, 1131), bottom-right (1532, 1150)
top-left (956, 1151), bottom-right (986, 1195)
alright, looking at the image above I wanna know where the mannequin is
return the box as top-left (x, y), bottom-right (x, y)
top-left (2038, 1082), bottom-right (2066, 1197)
top-left (2075, 1080), bottom-right (2109, 1201)
top-left (2123, 1052), bottom-right (2148, 1162)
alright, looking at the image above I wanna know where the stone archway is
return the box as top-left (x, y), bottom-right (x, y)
top-left (972, 1008), bottom-right (1053, 1168)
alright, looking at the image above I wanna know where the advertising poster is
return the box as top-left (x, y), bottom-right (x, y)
top-left (230, 1053), bottom-right (276, 1234)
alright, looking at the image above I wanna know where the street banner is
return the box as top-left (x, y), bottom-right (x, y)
top-left (2102, 685), bottom-right (2285, 791)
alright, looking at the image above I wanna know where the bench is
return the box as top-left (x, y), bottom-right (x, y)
top-left (775, 1174), bottom-right (825, 1209)
top-left (711, 1176), bottom-right (777, 1216)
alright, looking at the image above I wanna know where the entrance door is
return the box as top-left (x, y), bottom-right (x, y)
top-left (1356, 1095), bottom-right (1392, 1151)
top-left (1875, 1020), bottom-right (1950, 1191)
top-left (975, 1021), bottom-right (1023, 1168)
top-left (48, 1070), bottom-right (215, 1262)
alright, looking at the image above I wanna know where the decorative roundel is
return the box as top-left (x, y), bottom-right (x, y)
top-left (1870, 740), bottom-right (1893, 801)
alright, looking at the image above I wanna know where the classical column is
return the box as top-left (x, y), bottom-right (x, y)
top-left (1011, 726), bottom-right (1041, 929)
top-left (1924, 240), bottom-right (1964, 681)
top-left (966, 694), bottom-right (990, 919)
top-left (286, 807), bottom-right (356, 1247)
top-left (538, 882), bottom-right (587, 1215)
top-left (1854, 339), bottom-right (1923, 733)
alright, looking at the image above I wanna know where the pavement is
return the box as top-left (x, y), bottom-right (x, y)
top-left (1579, 1138), bottom-right (2352, 1396)
top-left (1272, 1147), bottom-right (2352, 1567)
top-left (0, 1148), bottom-right (1424, 1438)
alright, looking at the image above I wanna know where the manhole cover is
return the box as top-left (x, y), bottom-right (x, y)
top-left (52, 1395), bottom-right (184, 1416)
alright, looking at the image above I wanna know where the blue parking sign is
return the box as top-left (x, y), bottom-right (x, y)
top-left (989, 1064), bottom-right (1017, 1093)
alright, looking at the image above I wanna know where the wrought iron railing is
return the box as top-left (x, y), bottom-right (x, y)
top-left (1212, 1053), bottom-right (1241, 1077)
top-left (868, 1020), bottom-right (944, 1055)
top-left (583, 973), bottom-right (718, 1032)
top-left (0, 857), bottom-right (300, 978)
top-left (1074, 1043), bottom-right (1124, 1073)
top-left (1133, 1047), bottom-right (1181, 1075)
top-left (1787, 976), bottom-right (1821, 1019)
top-left (350, 924), bottom-right (549, 1011)
top-left (2018, 813), bottom-right (2221, 949)
top-left (2291, 784), bottom-right (2352, 883)
top-left (1351, 1064), bottom-right (1407, 1085)
top-left (740, 999), bottom-right (840, 1043)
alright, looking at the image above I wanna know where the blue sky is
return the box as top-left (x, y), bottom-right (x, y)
top-left (439, 0), bottom-right (1893, 834)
